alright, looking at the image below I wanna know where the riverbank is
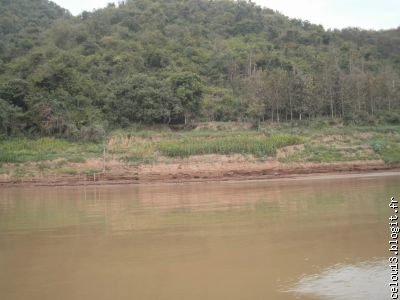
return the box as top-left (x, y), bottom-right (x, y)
top-left (1, 122), bottom-right (399, 187)
top-left (0, 159), bottom-right (399, 187)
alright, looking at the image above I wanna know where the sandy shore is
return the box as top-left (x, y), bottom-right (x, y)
top-left (0, 159), bottom-right (399, 187)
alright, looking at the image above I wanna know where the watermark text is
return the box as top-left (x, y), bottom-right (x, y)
top-left (390, 196), bottom-right (399, 299)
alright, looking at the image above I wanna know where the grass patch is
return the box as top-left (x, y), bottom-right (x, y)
top-left (280, 145), bottom-right (378, 163)
top-left (0, 138), bottom-right (101, 163)
top-left (57, 168), bottom-right (78, 175)
top-left (370, 136), bottom-right (400, 163)
top-left (303, 146), bottom-right (357, 163)
top-left (108, 138), bottom-right (157, 164)
top-left (358, 125), bottom-right (400, 133)
top-left (121, 155), bottom-right (156, 164)
top-left (81, 168), bottom-right (102, 176)
top-left (12, 166), bottom-right (33, 177)
top-left (36, 162), bottom-right (51, 172)
top-left (379, 144), bottom-right (400, 163)
top-left (67, 156), bottom-right (87, 163)
top-left (159, 134), bottom-right (304, 158)
top-left (280, 146), bottom-right (340, 163)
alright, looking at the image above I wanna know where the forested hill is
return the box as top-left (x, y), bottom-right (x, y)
top-left (0, 0), bottom-right (399, 140)
top-left (0, 0), bottom-right (70, 63)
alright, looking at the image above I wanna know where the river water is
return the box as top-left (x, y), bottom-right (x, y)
top-left (0, 173), bottom-right (398, 300)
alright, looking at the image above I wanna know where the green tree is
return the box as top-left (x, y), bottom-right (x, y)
top-left (0, 99), bottom-right (24, 135)
top-left (171, 73), bottom-right (203, 124)
top-left (0, 79), bottom-right (29, 109)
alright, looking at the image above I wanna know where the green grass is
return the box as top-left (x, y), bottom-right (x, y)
top-left (109, 139), bottom-right (158, 164)
top-left (268, 123), bottom-right (400, 164)
top-left (175, 130), bottom-right (258, 139)
top-left (56, 168), bottom-right (78, 175)
top-left (279, 145), bottom-right (377, 163)
top-left (67, 156), bottom-right (87, 163)
top-left (358, 125), bottom-right (400, 133)
top-left (370, 136), bottom-right (400, 163)
top-left (379, 144), bottom-right (400, 163)
top-left (110, 124), bottom-right (173, 139)
top-left (81, 168), bottom-right (102, 176)
top-left (158, 134), bottom-right (304, 158)
top-left (0, 138), bottom-right (102, 163)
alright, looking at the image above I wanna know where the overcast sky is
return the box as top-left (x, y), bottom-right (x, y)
top-left (52, 0), bottom-right (400, 30)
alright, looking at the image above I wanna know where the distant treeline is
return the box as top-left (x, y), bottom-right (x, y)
top-left (0, 0), bottom-right (399, 140)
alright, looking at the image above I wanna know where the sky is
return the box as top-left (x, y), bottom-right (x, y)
top-left (52, 0), bottom-right (400, 30)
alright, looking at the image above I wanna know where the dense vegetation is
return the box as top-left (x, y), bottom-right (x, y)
top-left (0, 0), bottom-right (399, 141)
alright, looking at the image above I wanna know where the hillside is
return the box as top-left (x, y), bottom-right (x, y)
top-left (0, 0), bottom-right (399, 141)
top-left (0, 0), bottom-right (70, 63)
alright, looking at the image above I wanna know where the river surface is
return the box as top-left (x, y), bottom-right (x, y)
top-left (0, 173), bottom-right (398, 300)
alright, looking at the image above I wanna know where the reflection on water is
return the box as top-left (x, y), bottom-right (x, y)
top-left (0, 173), bottom-right (398, 300)
top-left (287, 259), bottom-right (387, 300)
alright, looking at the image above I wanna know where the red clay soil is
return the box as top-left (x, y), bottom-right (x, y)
top-left (0, 159), bottom-right (399, 187)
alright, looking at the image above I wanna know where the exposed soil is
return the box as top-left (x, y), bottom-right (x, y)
top-left (0, 156), bottom-right (399, 187)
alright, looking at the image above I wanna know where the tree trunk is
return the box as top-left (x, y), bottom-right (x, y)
top-left (271, 108), bottom-right (274, 123)
top-left (370, 96), bottom-right (374, 116)
top-left (330, 87), bottom-right (334, 119)
top-left (276, 107), bottom-right (280, 123)
top-left (340, 90), bottom-right (344, 119)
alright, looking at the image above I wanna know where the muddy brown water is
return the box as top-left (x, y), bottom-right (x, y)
top-left (0, 173), bottom-right (398, 300)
